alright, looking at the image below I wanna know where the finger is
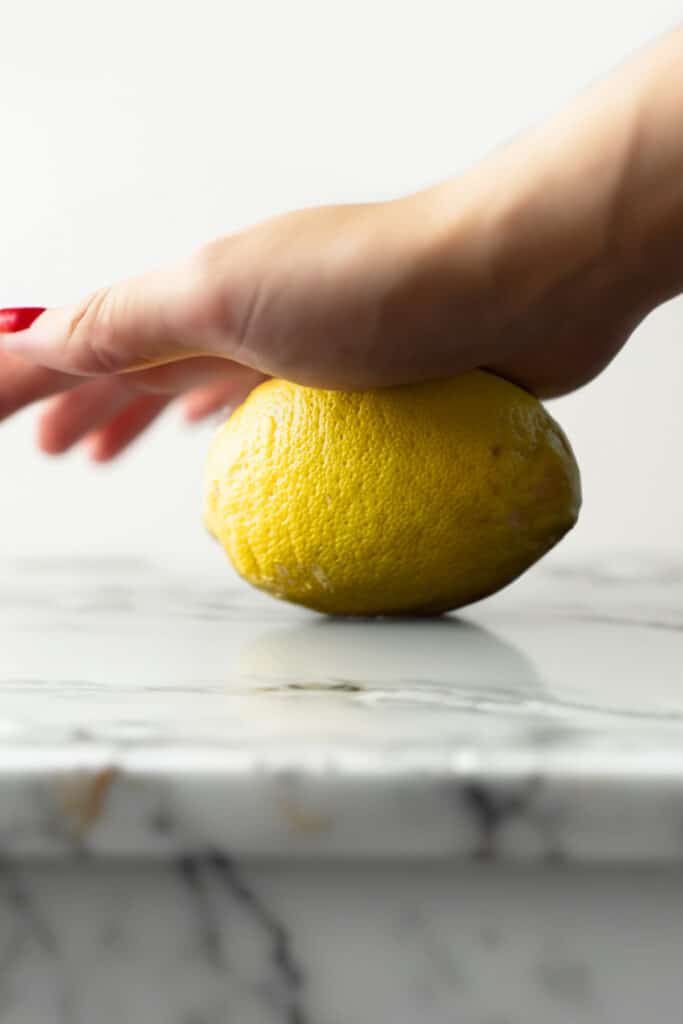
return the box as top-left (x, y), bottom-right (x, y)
top-left (86, 395), bottom-right (171, 462)
top-left (37, 376), bottom-right (134, 455)
top-left (35, 354), bottom-right (263, 454)
top-left (0, 307), bottom-right (46, 333)
top-left (0, 250), bottom-right (239, 376)
top-left (123, 356), bottom-right (256, 395)
top-left (0, 349), bottom-right (81, 422)
top-left (183, 372), bottom-right (266, 422)
top-left (183, 382), bottom-right (239, 422)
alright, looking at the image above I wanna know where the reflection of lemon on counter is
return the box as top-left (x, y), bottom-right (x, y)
top-left (239, 618), bottom-right (543, 702)
top-left (205, 371), bottom-right (580, 616)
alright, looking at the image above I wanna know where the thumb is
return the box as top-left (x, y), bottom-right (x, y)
top-left (0, 254), bottom-right (238, 376)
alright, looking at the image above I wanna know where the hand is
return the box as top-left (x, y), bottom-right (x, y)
top-left (0, 188), bottom-right (642, 463)
top-left (0, 201), bottom-right (426, 459)
top-left (4, 24), bottom-right (683, 458)
top-left (0, 309), bottom-right (265, 460)
top-left (0, 346), bottom-right (266, 460)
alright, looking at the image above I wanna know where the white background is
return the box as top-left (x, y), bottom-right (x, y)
top-left (0, 0), bottom-right (681, 568)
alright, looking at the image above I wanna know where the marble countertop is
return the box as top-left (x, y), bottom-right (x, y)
top-left (2, 553), bottom-right (683, 861)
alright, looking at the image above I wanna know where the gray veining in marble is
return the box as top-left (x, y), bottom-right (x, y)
top-left (1, 553), bottom-right (683, 859)
top-left (0, 860), bottom-right (681, 1024)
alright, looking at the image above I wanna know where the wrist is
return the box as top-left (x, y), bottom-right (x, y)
top-left (519, 25), bottom-right (683, 322)
top-left (409, 85), bottom-right (655, 355)
top-left (396, 159), bottom-right (617, 372)
top-left (607, 27), bottom-right (683, 313)
top-left (386, 185), bottom-right (509, 375)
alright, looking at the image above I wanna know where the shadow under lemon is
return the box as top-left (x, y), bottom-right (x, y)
top-left (238, 616), bottom-right (544, 710)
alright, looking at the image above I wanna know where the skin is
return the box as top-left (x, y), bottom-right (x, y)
top-left (3, 25), bottom-right (683, 459)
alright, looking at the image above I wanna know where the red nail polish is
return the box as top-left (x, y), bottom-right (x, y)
top-left (0, 307), bottom-right (46, 333)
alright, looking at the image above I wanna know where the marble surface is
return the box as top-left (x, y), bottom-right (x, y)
top-left (2, 553), bottom-right (683, 1024)
top-left (0, 859), bottom-right (681, 1024)
top-left (2, 552), bottom-right (683, 860)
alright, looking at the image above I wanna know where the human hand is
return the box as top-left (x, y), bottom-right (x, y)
top-left (0, 200), bottom-right (430, 459)
top-left (0, 185), bottom-right (642, 464)
top-left (0, 200), bottom-right (448, 460)
top-left (0, 308), bottom-right (265, 460)
top-left (4, 25), bottom-right (683, 458)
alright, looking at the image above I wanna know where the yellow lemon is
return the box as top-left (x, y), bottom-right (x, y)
top-left (204, 371), bottom-right (580, 616)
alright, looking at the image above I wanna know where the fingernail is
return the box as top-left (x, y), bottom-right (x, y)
top-left (0, 307), bottom-right (47, 333)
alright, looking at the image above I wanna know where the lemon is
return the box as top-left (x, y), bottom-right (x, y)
top-left (204, 371), bottom-right (580, 616)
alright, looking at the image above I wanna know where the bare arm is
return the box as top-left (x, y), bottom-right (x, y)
top-left (2, 25), bottom-right (683, 456)
top-left (404, 22), bottom-right (683, 395)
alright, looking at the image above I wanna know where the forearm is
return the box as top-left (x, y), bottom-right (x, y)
top-left (5, 27), bottom-right (683, 406)
top-left (609, 23), bottom-right (683, 308)
top-left (412, 24), bottom-right (683, 342)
